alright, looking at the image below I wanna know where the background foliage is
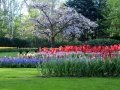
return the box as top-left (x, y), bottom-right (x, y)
top-left (85, 39), bottom-right (120, 46)
top-left (0, 0), bottom-right (120, 48)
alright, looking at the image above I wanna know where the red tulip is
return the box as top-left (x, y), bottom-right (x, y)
top-left (86, 45), bottom-right (91, 49)
top-left (54, 48), bottom-right (58, 53)
top-left (50, 48), bottom-right (54, 54)
top-left (59, 46), bottom-right (64, 51)
top-left (96, 46), bottom-right (102, 52)
top-left (113, 44), bottom-right (119, 51)
top-left (43, 47), bottom-right (48, 53)
top-left (39, 47), bottom-right (42, 52)
top-left (91, 46), bottom-right (97, 52)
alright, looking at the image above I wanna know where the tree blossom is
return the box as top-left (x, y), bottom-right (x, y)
top-left (27, 3), bottom-right (98, 47)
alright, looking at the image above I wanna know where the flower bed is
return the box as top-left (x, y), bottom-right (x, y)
top-left (37, 44), bottom-right (120, 60)
top-left (0, 44), bottom-right (120, 77)
top-left (0, 57), bottom-right (40, 68)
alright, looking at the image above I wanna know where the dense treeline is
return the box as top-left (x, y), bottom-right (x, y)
top-left (65, 0), bottom-right (120, 40)
top-left (0, 0), bottom-right (120, 48)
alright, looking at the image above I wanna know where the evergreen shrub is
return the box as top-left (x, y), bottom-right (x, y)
top-left (0, 37), bottom-right (29, 47)
top-left (85, 39), bottom-right (120, 46)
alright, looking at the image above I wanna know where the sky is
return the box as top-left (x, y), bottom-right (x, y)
top-left (22, 0), bottom-right (67, 15)
top-left (60, 0), bottom-right (67, 3)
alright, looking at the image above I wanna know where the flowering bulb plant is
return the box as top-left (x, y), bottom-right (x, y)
top-left (36, 44), bottom-right (120, 61)
top-left (26, 53), bottom-right (35, 58)
top-left (0, 44), bottom-right (120, 77)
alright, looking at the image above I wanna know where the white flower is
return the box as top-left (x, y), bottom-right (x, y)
top-left (27, 3), bottom-right (98, 40)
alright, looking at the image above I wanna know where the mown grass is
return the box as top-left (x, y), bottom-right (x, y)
top-left (0, 51), bottom-right (34, 57)
top-left (0, 52), bottom-right (18, 57)
top-left (0, 68), bottom-right (120, 90)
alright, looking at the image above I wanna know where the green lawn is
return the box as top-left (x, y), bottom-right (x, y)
top-left (0, 51), bottom-right (34, 57)
top-left (0, 68), bottom-right (120, 90)
top-left (0, 52), bottom-right (18, 57)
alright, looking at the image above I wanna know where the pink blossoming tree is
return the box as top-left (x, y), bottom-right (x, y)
top-left (27, 3), bottom-right (98, 47)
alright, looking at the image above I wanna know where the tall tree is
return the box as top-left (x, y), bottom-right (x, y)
top-left (65, 0), bottom-right (108, 39)
top-left (65, 0), bottom-right (107, 21)
top-left (0, 0), bottom-right (25, 39)
top-left (104, 0), bottom-right (120, 40)
top-left (26, 3), bottom-right (98, 47)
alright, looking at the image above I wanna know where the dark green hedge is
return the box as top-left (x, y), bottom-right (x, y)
top-left (0, 37), bottom-right (29, 47)
top-left (85, 39), bottom-right (120, 46)
top-left (12, 38), bottom-right (30, 47)
top-left (0, 37), bottom-right (12, 46)
top-left (55, 40), bottom-right (83, 47)
top-left (30, 38), bottom-right (83, 48)
top-left (2, 37), bottom-right (119, 48)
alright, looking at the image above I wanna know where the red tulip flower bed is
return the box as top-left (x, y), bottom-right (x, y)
top-left (0, 44), bottom-right (120, 77)
top-left (37, 44), bottom-right (120, 61)
top-left (34, 44), bottom-right (120, 77)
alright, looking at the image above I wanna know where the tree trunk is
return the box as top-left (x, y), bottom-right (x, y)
top-left (51, 36), bottom-right (55, 47)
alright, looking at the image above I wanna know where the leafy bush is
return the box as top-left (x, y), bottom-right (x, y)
top-left (55, 40), bottom-right (83, 47)
top-left (0, 37), bottom-right (83, 48)
top-left (0, 37), bottom-right (12, 46)
top-left (0, 48), bottom-right (18, 52)
top-left (29, 38), bottom-right (51, 48)
top-left (29, 38), bottom-right (83, 48)
top-left (85, 39), bottom-right (120, 46)
top-left (0, 37), bottom-right (29, 47)
top-left (18, 48), bottom-right (38, 52)
top-left (12, 38), bottom-right (30, 47)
